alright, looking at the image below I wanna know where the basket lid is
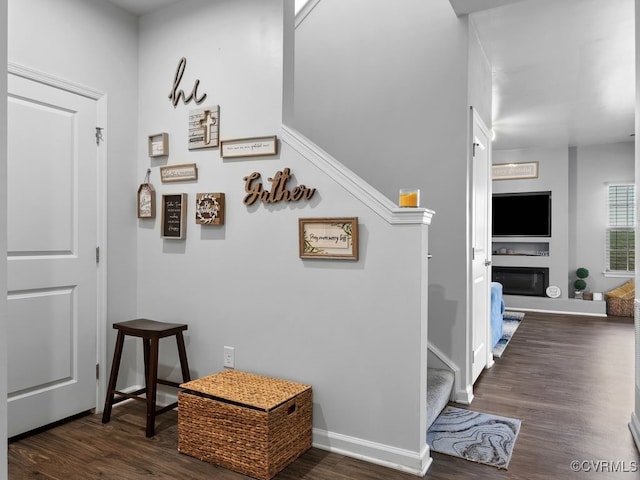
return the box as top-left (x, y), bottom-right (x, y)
top-left (180, 370), bottom-right (311, 411)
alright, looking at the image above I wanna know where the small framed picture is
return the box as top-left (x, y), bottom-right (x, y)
top-left (492, 161), bottom-right (539, 180)
top-left (299, 217), bottom-right (358, 260)
top-left (137, 183), bottom-right (156, 218)
top-left (161, 193), bottom-right (187, 239)
top-left (160, 163), bottom-right (198, 183)
top-left (195, 193), bottom-right (225, 225)
top-left (148, 133), bottom-right (169, 157)
top-left (221, 135), bottom-right (278, 159)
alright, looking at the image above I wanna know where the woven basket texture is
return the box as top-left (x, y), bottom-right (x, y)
top-left (178, 370), bottom-right (312, 480)
top-left (605, 280), bottom-right (635, 317)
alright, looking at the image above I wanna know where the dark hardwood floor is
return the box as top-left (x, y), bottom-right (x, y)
top-left (8, 311), bottom-right (640, 479)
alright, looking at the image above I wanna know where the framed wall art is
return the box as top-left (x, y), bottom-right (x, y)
top-left (188, 105), bottom-right (219, 150)
top-left (195, 193), bottom-right (225, 225)
top-left (298, 217), bottom-right (359, 260)
top-left (137, 183), bottom-right (156, 218)
top-left (161, 193), bottom-right (187, 239)
top-left (160, 163), bottom-right (198, 183)
top-left (221, 135), bottom-right (278, 159)
top-left (492, 161), bottom-right (539, 180)
top-left (148, 132), bottom-right (169, 157)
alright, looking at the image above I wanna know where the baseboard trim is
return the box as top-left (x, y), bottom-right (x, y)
top-left (427, 342), bottom-right (460, 402)
top-left (312, 428), bottom-right (432, 476)
top-left (629, 412), bottom-right (640, 453)
top-left (454, 385), bottom-right (474, 405)
top-left (505, 307), bottom-right (607, 317)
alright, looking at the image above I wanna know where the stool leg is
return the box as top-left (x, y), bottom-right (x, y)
top-left (176, 332), bottom-right (191, 382)
top-left (142, 337), bottom-right (151, 397)
top-left (102, 330), bottom-right (125, 424)
top-left (146, 337), bottom-right (160, 437)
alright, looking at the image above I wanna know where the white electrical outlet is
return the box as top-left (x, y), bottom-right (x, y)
top-left (223, 346), bottom-right (235, 368)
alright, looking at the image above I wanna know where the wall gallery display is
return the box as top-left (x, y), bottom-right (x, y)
top-left (195, 193), bottom-right (225, 225)
top-left (160, 163), bottom-right (198, 183)
top-left (298, 217), bottom-right (359, 260)
top-left (220, 135), bottom-right (278, 158)
top-left (161, 193), bottom-right (187, 239)
top-left (189, 105), bottom-right (220, 150)
top-left (148, 132), bottom-right (169, 157)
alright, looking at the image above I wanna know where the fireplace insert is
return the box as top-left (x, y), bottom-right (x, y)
top-left (492, 266), bottom-right (549, 297)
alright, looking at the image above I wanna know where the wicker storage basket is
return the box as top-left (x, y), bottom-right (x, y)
top-left (178, 370), bottom-right (312, 480)
top-left (605, 280), bottom-right (634, 317)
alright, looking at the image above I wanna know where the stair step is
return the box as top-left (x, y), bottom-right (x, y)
top-left (427, 368), bottom-right (454, 430)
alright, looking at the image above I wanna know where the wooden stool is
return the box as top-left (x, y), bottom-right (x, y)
top-left (101, 319), bottom-right (191, 437)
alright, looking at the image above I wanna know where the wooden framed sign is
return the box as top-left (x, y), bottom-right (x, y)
top-left (188, 105), bottom-right (219, 150)
top-left (160, 163), bottom-right (198, 183)
top-left (299, 217), bottom-right (358, 260)
top-left (195, 193), bottom-right (225, 225)
top-left (137, 183), bottom-right (156, 218)
top-left (161, 193), bottom-right (187, 239)
top-left (492, 161), bottom-right (539, 180)
top-left (221, 135), bottom-right (278, 158)
top-left (148, 132), bottom-right (169, 157)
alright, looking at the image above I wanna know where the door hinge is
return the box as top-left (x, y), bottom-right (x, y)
top-left (96, 246), bottom-right (100, 264)
top-left (96, 363), bottom-right (100, 380)
top-left (96, 127), bottom-right (104, 146)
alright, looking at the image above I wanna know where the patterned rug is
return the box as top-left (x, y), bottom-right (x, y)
top-left (427, 406), bottom-right (521, 469)
top-left (492, 311), bottom-right (525, 358)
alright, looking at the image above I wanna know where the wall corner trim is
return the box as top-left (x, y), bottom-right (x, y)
top-left (8, 62), bottom-right (104, 100)
top-left (295, 0), bottom-right (322, 29)
top-left (312, 428), bottom-right (432, 476)
top-left (281, 125), bottom-right (435, 225)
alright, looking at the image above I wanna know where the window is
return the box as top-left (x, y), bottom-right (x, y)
top-left (606, 184), bottom-right (635, 273)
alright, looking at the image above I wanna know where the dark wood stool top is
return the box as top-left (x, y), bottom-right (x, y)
top-left (113, 319), bottom-right (188, 337)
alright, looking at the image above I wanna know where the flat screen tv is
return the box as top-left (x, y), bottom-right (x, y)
top-left (492, 191), bottom-right (551, 237)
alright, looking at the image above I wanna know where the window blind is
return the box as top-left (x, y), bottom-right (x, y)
top-left (606, 184), bottom-right (635, 272)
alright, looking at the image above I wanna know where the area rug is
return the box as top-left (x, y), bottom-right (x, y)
top-left (492, 311), bottom-right (525, 358)
top-left (427, 406), bottom-right (521, 469)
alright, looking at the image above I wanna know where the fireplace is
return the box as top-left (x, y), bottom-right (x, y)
top-left (492, 266), bottom-right (549, 297)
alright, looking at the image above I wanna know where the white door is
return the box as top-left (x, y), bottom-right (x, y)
top-left (7, 73), bottom-right (98, 437)
top-left (471, 107), bottom-right (492, 384)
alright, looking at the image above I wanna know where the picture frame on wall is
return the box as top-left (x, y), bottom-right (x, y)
top-left (148, 132), bottom-right (169, 157)
top-left (220, 135), bottom-right (278, 159)
top-left (137, 182), bottom-right (156, 218)
top-left (161, 193), bottom-right (187, 239)
top-left (298, 217), bottom-right (359, 260)
top-left (492, 161), bottom-right (539, 180)
top-left (160, 163), bottom-right (198, 183)
top-left (195, 193), bottom-right (225, 225)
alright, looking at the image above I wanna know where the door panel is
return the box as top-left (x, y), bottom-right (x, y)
top-left (471, 108), bottom-right (492, 384)
top-left (7, 74), bottom-right (98, 437)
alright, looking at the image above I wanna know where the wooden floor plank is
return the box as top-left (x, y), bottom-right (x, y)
top-left (8, 312), bottom-right (640, 479)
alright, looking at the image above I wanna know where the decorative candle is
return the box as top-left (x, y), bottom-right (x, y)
top-left (399, 188), bottom-right (420, 207)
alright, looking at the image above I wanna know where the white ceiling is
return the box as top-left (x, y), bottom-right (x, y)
top-left (107, 0), bottom-right (635, 152)
top-left (470, 0), bottom-right (635, 151)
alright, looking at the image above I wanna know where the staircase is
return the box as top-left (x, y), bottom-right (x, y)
top-left (427, 368), bottom-right (455, 430)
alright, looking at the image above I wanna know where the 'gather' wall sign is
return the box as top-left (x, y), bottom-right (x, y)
top-left (243, 168), bottom-right (317, 206)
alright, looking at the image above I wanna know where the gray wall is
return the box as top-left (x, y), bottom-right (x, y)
top-left (8, 0), bottom-right (140, 385)
top-left (493, 142), bottom-right (634, 309)
top-left (294, 0), bottom-right (489, 401)
top-left (135, 0), bottom-right (431, 470)
top-left (571, 142), bottom-right (634, 294)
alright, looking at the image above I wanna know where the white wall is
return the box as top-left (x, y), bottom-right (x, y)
top-left (1, 0), bottom-right (8, 476)
top-left (8, 0), bottom-right (140, 387)
top-left (137, 0), bottom-right (431, 472)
